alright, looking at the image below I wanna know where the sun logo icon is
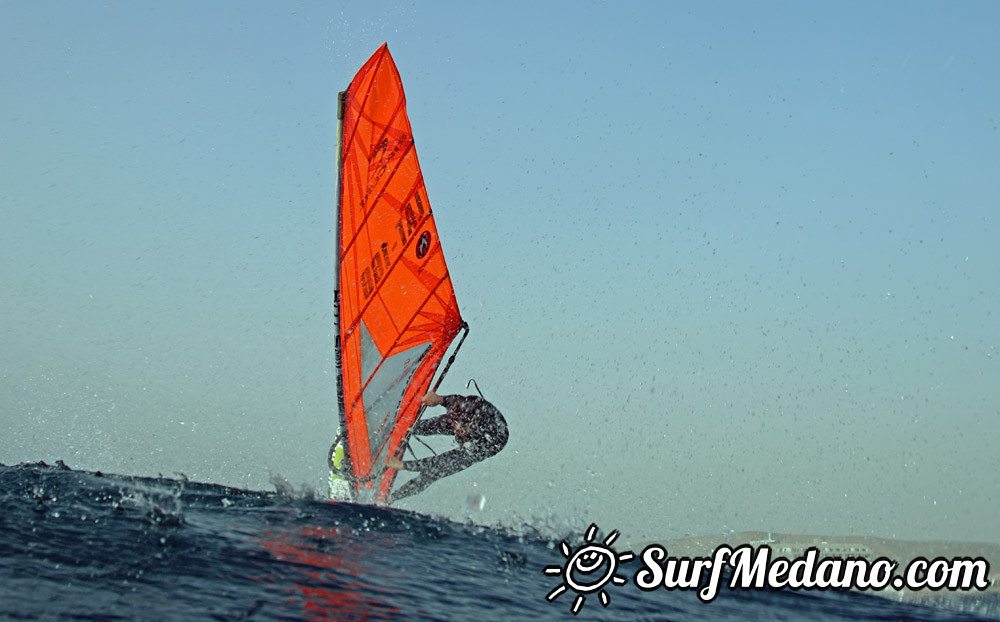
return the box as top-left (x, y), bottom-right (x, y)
top-left (543, 523), bottom-right (634, 615)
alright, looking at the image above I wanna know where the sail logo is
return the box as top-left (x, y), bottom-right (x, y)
top-left (415, 231), bottom-right (431, 259)
top-left (358, 190), bottom-right (429, 300)
top-left (543, 524), bottom-right (634, 615)
top-left (359, 135), bottom-right (405, 209)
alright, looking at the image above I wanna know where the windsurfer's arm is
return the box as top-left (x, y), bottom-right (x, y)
top-left (440, 394), bottom-right (481, 411)
top-left (413, 414), bottom-right (455, 436)
top-left (413, 391), bottom-right (454, 436)
top-left (422, 391), bottom-right (480, 412)
top-left (415, 393), bottom-right (480, 437)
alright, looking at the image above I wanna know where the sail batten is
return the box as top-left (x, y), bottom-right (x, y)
top-left (331, 44), bottom-right (465, 504)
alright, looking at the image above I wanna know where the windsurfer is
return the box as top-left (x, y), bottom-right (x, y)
top-left (386, 390), bottom-right (508, 501)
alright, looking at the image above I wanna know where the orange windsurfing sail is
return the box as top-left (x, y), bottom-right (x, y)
top-left (329, 44), bottom-right (468, 504)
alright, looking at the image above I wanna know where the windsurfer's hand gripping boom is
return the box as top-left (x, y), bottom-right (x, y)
top-left (420, 391), bottom-right (445, 408)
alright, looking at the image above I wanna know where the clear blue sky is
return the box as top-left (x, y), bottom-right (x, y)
top-left (2, 1), bottom-right (998, 545)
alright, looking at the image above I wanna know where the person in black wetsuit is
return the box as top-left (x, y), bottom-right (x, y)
top-left (385, 390), bottom-right (508, 502)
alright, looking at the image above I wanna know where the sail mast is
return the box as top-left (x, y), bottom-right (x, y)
top-left (333, 91), bottom-right (348, 449)
top-left (327, 91), bottom-right (353, 495)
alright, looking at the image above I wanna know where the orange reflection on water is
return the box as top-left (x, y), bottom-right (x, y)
top-left (254, 523), bottom-right (402, 621)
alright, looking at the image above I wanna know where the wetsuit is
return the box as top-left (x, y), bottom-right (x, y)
top-left (392, 394), bottom-right (508, 501)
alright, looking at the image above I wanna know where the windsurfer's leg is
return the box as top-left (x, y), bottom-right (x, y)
top-left (391, 473), bottom-right (433, 501)
top-left (393, 448), bottom-right (480, 500)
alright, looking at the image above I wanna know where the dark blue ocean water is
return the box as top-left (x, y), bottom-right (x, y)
top-left (1, 462), bottom-right (996, 621)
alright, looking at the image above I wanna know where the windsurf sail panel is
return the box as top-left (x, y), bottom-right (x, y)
top-left (330, 44), bottom-right (467, 504)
